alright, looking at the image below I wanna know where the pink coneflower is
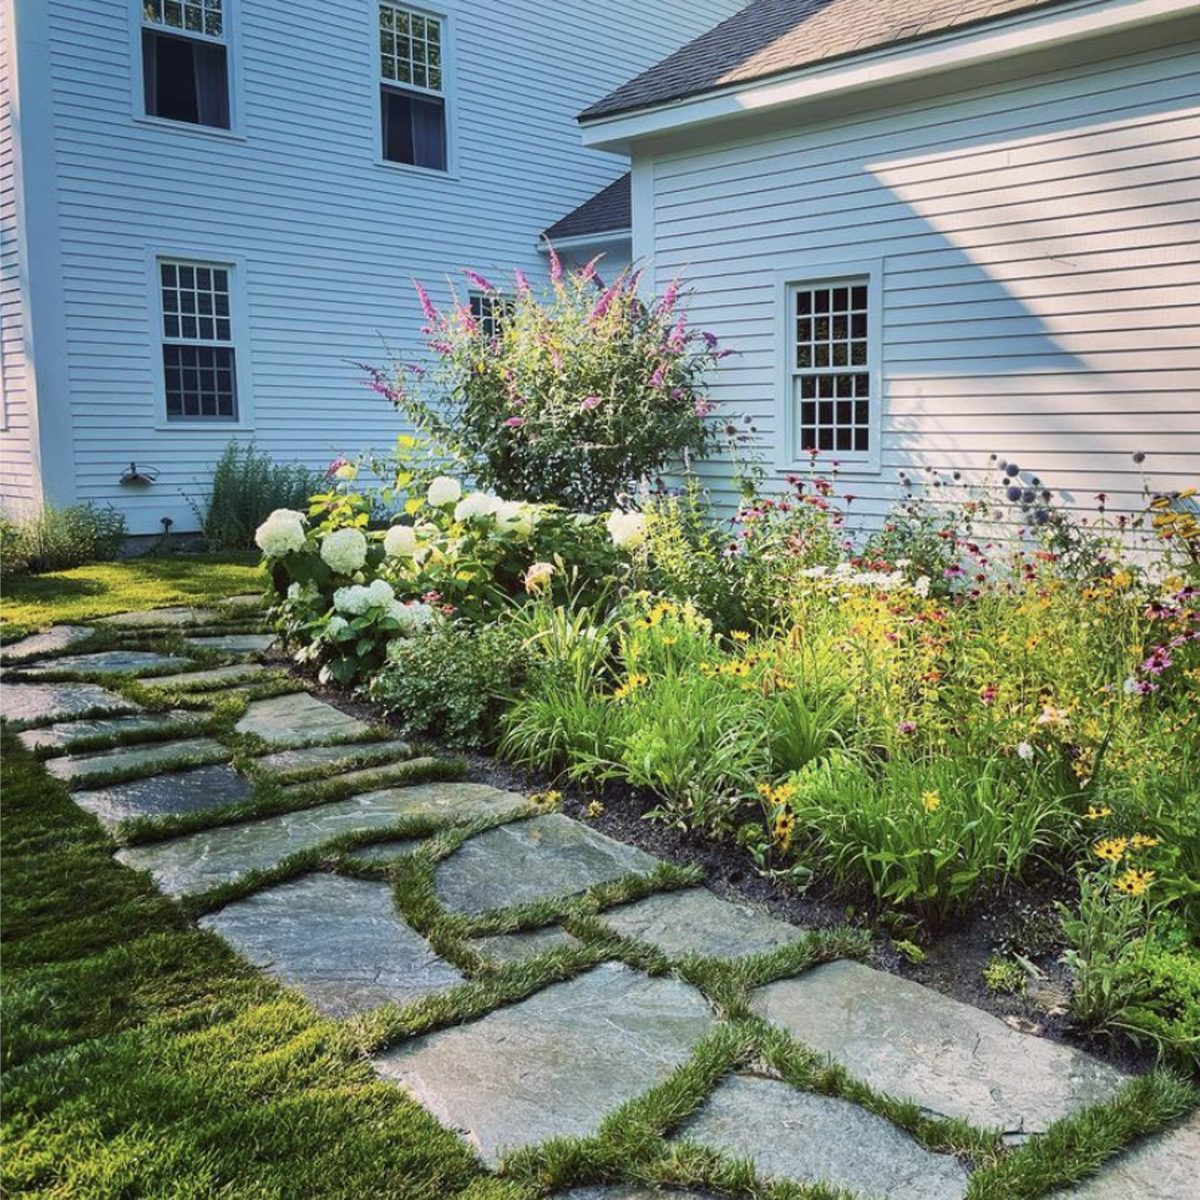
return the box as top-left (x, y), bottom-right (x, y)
top-left (897, 720), bottom-right (918, 735)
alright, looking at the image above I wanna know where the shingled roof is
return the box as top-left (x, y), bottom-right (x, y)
top-left (541, 172), bottom-right (632, 242)
top-left (581, 0), bottom-right (1070, 121)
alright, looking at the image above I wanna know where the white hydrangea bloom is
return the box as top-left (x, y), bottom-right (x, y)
top-left (454, 491), bottom-right (500, 523)
top-left (494, 499), bottom-right (535, 538)
top-left (320, 527), bottom-right (368, 574)
top-left (427, 476), bottom-right (462, 507)
top-left (254, 508), bottom-right (306, 556)
top-left (406, 602), bottom-right (435, 629)
top-left (384, 525), bottom-right (418, 557)
top-left (606, 509), bottom-right (646, 551)
top-left (333, 585), bottom-right (373, 615)
top-left (367, 578), bottom-right (395, 607)
top-left (286, 582), bottom-right (302, 600)
top-left (325, 615), bottom-right (349, 637)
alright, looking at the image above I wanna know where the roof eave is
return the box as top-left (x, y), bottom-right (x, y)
top-left (538, 229), bottom-right (633, 253)
top-left (579, 0), bottom-right (1197, 152)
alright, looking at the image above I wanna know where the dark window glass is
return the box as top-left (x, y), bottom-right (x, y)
top-left (142, 29), bottom-right (230, 129)
top-left (164, 345), bottom-right (236, 419)
top-left (381, 86), bottom-right (446, 170)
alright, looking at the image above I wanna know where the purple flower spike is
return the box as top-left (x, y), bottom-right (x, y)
top-left (413, 278), bottom-right (439, 322)
top-left (463, 268), bottom-right (496, 292)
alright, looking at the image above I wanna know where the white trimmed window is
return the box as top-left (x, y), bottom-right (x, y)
top-left (158, 259), bottom-right (238, 420)
top-left (469, 292), bottom-right (509, 340)
top-left (379, 3), bottom-right (447, 170)
top-left (141, 0), bottom-right (230, 128)
top-left (783, 268), bottom-right (881, 466)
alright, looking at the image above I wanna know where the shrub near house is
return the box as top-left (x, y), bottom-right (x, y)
top-left (258, 266), bottom-right (1200, 1070)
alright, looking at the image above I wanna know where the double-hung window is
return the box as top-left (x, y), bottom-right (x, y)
top-left (158, 259), bottom-right (239, 421)
top-left (781, 265), bottom-right (881, 467)
top-left (469, 292), bottom-right (509, 340)
top-left (379, 3), bottom-right (447, 171)
top-left (141, 0), bottom-right (231, 129)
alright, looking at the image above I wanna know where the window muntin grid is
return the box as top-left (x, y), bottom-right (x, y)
top-left (469, 293), bottom-right (509, 340)
top-left (792, 279), bottom-right (872, 455)
top-left (143, 0), bottom-right (224, 39)
top-left (380, 3), bottom-right (443, 93)
top-left (159, 260), bottom-right (236, 420)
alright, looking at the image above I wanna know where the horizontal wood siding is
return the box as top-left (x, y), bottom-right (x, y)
top-left (42, 0), bottom-right (738, 532)
top-left (1, 8), bottom-right (38, 516)
top-left (646, 40), bottom-right (1200, 525)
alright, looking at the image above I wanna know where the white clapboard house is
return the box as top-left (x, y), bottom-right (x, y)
top-left (581, 0), bottom-right (1200, 521)
top-left (0, 0), bottom-right (738, 532)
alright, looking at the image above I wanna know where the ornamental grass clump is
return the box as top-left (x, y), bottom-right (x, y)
top-left (366, 259), bottom-right (726, 510)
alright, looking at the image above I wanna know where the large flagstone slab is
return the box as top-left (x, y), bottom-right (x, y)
top-left (19, 650), bottom-right (193, 677)
top-left (252, 738), bottom-right (413, 778)
top-left (19, 709), bottom-right (207, 752)
top-left (598, 888), bottom-right (805, 960)
top-left (0, 625), bottom-right (94, 664)
top-left (1, 682), bottom-right (140, 729)
top-left (1048, 1110), bottom-right (1200, 1198)
top-left (98, 606), bottom-right (221, 628)
top-left (434, 813), bottom-right (661, 916)
top-left (374, 962), bottom-right (715, 1165)
top-left (199, 874), bottom-right (463, 1017)
top-left (117, 782), bottom-right (525, 897)
top-left (470, 926), bottom-right (581, 965)
top-left (234, 692), bottom-right (372, 747)
top-left (750, 960), bottom-right (1126, 1134)
top-left (73, 763), bottom-right (252, 828)
top-left (561, 1189), bottom-right (714, 1200)
top-left (184, 633), bottom-right (277, 654)
top-left (151, 663), bottom-right (267, 690)
top-left (46, 736), bottom-right (228, 784)
top-left (679, 1075), bottom-right (969, 1199)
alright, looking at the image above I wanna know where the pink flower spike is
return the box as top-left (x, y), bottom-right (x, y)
top-left (580, 395), bottom-right (602, 411)
top-left (503, 416), bottom-right (525, 428)
top-left (548, 245), bottom-right (563, 285)
top-left (463, 268), bottom-right (496, 292)
top-left (412, 278), bottom-right (439, 322)
top-left (514, 268), bottom-right (531, 295)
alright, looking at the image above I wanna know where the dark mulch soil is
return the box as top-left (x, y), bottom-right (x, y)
top-left (307, 677), bottom-right (1153, 1076)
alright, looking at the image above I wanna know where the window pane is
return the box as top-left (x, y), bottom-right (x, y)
top-left (145, 0), bottom-right (223, 38)
top-left (163, 344), bottom-right (236, 420)
top-left (380, 3), bottom-right (444, 94)
top-left (143, 30), bottom-right (230, 129)
top-left (791, 277), bottom-right (872, 457)
top-left (381, 86), bottom-right (447, 170)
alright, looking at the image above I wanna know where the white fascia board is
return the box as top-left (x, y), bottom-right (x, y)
top-left (580, 0), bottom-right (1200, 151)
top-left (537, 230), bottom-right (632, 253)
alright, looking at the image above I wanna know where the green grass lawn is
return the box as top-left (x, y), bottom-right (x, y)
top-left (0, 553), bottom-right (268, 638)
top-left (0, 733), bottom-right (515, 1199)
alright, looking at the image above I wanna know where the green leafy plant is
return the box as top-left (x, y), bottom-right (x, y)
top-left (192, 441), bottom-right (325, 550)
top-left (0, 502), bottom-right (126, 575)
top-left (983, 956), bottom-right (1027, 995)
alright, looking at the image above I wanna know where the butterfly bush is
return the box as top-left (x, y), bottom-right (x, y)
top-left (364, 258), bottom-right (727, 510)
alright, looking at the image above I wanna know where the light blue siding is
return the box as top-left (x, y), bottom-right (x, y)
top-left (12, 0), bottom-right (740, 531)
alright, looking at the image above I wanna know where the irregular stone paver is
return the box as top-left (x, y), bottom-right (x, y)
top-left (184, 633), bottom-right (277, 654)
top-left (471, 926), bottom-right (581, 965)
top-left (1047, 1110), bottom-right (1200, 1198)
top-left (343, 837), bottom-right (425, 863)
top-left (199, 874), bottom-right (463, 1017)
top-left (560, 1189), bottom-right (714, 1200)
top-left (598, 888), bottom-right (805, 960)
top-left (435, 813), bottom-right (660, 916)
top-left (117, 782), bottom-right (524, 897)
top-left (98, 606), bottom-right (220, 628)
top-left (252, 738), bottom-right (412, 777)
top-left (18, 709), bottom-right (206, 752)
top-left (73, 763), bottom-right (252, 827)
top-left (0, 625), bottom-right (94, 664)
top-left (46, 736), bottom-right (228, 784)
top-left (19, 650), bottom-right (193, 677)
top-left (151, 663), bottom-right (267, 690)
top-left (680, 1075), bottom-right (969, 1199)
top-left (280, 756), bottom-right (436, 796)
top-left (0, 682), bottom-right (140, 729)
top-left (221, 594), bottom-right (266, 611)
top-left (234, 692), bottom-right (372, 747)
top-left (751, 960), bottom-right (1126, 1134)
top-left (375, 962), bottom-right (714, 1165)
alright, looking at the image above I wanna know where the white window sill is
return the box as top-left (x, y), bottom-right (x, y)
top-left (775, 455), bottom-right (883, 476)
top-left (154, 421), bottom-right (255, 433)
top-left (134, 115), bottom-right (247, 143)
top-left (373, 157), bottom-right (458, 181)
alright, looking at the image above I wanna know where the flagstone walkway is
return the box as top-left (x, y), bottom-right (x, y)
top-left (2, 605), bottom-right (1196, 1199)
